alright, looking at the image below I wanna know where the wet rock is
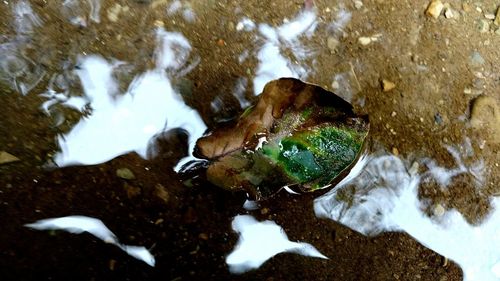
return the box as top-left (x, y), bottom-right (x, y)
top-left (381, 79), bottom-right (396, 92)
top-left (195, 78), bottom-right (369, 199)
top-left (154, 184), bottom-right (169, 203)
top-left (0, 151), bottom-right (20, 165)
top-left (426, 0), bottom-right (444, 19)
top-left (116, 168), bottom-right (135, 180)
top-left (470, 96), bottom-right (500, 144)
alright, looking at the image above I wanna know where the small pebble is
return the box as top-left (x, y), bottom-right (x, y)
top-left (391, 147), bottom-right (399, 156)
top-left (485, 13), bottom-right (495, 20)
top-left (444, 7), bottom-right (454, 19)
top-left (153, 20), bottom-right (164, 27)
top-left (358, 36), bottom-right (372, 45)
top-left (433, 204), bottom-right (445, 217)
top-left (116, 168), bottom-right (135, 180)
top-left (0, 151), bottom-right (20, 165)
top-left (426, 0), bottom-right (444, 19)
top-left (409, 162), bottom-right (419, 176)
top-left (381, 79), bottom-right (396, 92)
top-left (354, 0), bottom-right (363, 10)
top-left (327, 36), bottom-right (339, 53)
top-left (109, 259), bottom-right (117, 271)
top-left (478, 19), bottom-right (490, 33)
top-left (217, 39), bottom-right (225, 46)
top-left (462, 3), bottom-right (471, 13)
top-left (155, 184), bottom-right (169, 203)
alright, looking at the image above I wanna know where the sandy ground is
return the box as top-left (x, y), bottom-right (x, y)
top-left (1, 0), bottom-right (499, 280)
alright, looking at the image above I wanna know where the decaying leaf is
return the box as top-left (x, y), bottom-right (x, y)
top-left (195, 78), bottom-right (369, 200)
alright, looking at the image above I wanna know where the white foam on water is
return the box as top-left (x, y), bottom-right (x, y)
top-left (226, 215), bottom-right (327, 274)
top-left (251, 10), bottom-right (318, 96)
top-left (313, 143), bottom-right (500, 281)
top-left (25, 216), bottom-right (155, 266)
top-left (53, 29), bottom-right (206, 171)
top-left (236, 8), bottom-right (352, 97)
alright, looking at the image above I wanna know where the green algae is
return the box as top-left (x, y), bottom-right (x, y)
top-left (262, 125), bottom-right (365, 190)
top-left (195, 78), bottom-right (369, 200)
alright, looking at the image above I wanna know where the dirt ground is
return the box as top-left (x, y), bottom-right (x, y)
top-left (1, 0), bottom-right (499, 280)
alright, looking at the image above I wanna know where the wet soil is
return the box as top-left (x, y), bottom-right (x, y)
top-left (1, 0), bottom-right (499, 280)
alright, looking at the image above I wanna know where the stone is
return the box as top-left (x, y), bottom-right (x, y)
top-left (116, 168), bottom-right (135, 180)
top-left (433, 203), bottom-right (445, 217)
top-left (154, 184), bottom-right (169, 203)
top-left (426, 0), bottom-right (444, 19)
top-left (470, 96), bottom-right (500, 144)
top-left (0, 151), bottom-right (20, 165)
top-left (381, 79), bottom-right (396, 92)
top-left (358, 36), bottom-right (372, 45)
top-left (327, 36), bottom-right (339, 53)
top-left (478, 19), bottom-right (490, 33)
top-left (462, 3), bottom-right (472, 13)
top-left (485, 13), bottom-right (496, 20)
top-left (354, 0), bottom-right (363, 10)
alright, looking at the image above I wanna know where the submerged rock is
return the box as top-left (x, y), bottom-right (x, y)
top-left (194, 78), bottom-right (369, 200)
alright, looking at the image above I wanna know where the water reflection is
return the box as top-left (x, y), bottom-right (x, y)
top-left (314, 142), bottom-right (498, 281)
top-left (51, 29), bottom-right (206, 171)
top-left (26, 215), bottom-right (155, 266)
top-left (226, 215), bottom-right (327, 274)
